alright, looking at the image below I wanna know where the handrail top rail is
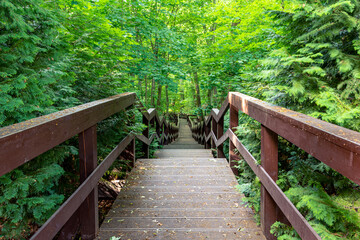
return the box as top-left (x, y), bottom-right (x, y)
top-left (190, 91), bottom-right (360, 239)
top-left (0, 92), bottom-right (136, 138)
top-left (231, 92), bottom-right (360, 148)
top-left (0, 92), bottom-right (178, 177)
top-left (190, 91), bottom-right (360, 185)
top-left (204, 92), bottom-right (360, 153)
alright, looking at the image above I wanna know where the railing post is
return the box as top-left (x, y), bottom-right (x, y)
top-left (156, 119), bottom-right (162, 144)
top-left (169, 125), bottom-right (173, 143)
top-left (174, 125), bottom-right (176, 141)
top-left (194, 123), bottom-right (197, 142)
top-left (79, 125), bottom-right (98, 240)
top-left (197, 123), bottom-right (201, 144)
top-left (229, 104), bottom-right (239, 175)
top-left (261, 125), bottom-right (279, 240)
top-left (142, 115), bottom-right (149, 158)
top-left (124, 137), bottom-right (136, 167)
top-left (199, 122), bottom-right (201, 143)
top-left (161, 122), bottom-right (165, 145)
top-left (217, 115), bottom-right (225, 158)
top-left (205, 118), bottom-right (211, 149)
top-left (164, 122), bottom-right (169, 145)
top-left (172, 125), bottom-right (175, 142)
top-left (211, 116), bottom-right (217, 150)
top-left (58, 211), bottom-right (79, 240)
top-left (194, 123), bottom-right (199, 143)
top-left (201, 122), bottom-right (205, 145)
top-left (198, 123), bottom-right (202, 144)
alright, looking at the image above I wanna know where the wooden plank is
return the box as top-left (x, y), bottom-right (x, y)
top-left (211, 96), bottom-right (229, 122)
top-left (260, 126), bottom-right (278, 240)
top-left (229, 104), bottom-right (239, 175)
top-left (211, 117), bottom-right (217, 149)
top-left (227, 130), bottom-right (321, 240)
top-left (205, 115), bottom-right (211, 125)
top-left (229, 92), bottom-right (360, 185)
top-left (31, 135), bottom-right (134, 240)
top-left (98, 119), bottom-right (265, 240)
top-left (196, 124), bottom-right (319, 238)
top-left (217, 115), bottom-right (225, 158)
top-left (136, 133), bottom-right (161, 146)
top-left (190, 91), bottom-right (360, 239)
top-left (0, 92), bottom-right (136, 176)
top-left (147, 108), bottom-right (156, 120)
top-left (79, 125), bottom-right (99, 240)
top-left (199, 115), bottom-right (320, 239)
top-left (142, 115), bottom-right (149, 158)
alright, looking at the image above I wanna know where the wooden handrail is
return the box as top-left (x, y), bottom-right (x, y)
top-left (0, 93), bottom-right (179, 240)
top-left (189, 92), bottom-right (360, 240)
top-left (0, 92), bottom-right (136, 176)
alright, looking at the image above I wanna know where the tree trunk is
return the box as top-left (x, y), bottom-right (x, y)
top-left (151, 78), bottom-right (155, 107)
top-left (144, 76), bottom-right (148, 105)
top-left (193, 71), bottom-right (203, 120)
top-left (139, 77), bottom-right (143, 101)
top-left (213, 86), bottom-right (218, 107)
top-left (208, 87), bottom-right (212, 108)
top-left (165, 84), bottom-right (169, 114)
top-left (180, 79), bottom-right (185, 100)
top-left (157, 84), bottom-right (162, 108)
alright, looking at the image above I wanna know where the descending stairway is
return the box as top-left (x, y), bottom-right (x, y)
top-left (162, 120), bottom-right (203, 149)
top-left (97, 119), bottom-right (265, 239)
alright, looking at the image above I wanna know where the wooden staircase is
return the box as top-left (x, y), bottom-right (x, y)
top-left (97, 119), bottom-right (265, 239)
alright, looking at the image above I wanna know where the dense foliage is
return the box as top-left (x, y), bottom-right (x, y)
top-left (0, 0), bottom-right (360, 239)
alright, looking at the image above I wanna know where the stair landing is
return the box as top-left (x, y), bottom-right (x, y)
top-left (97, 119), bottom-right (265, 239)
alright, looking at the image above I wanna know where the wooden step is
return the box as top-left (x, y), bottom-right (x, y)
top-left (98, 228), bottom-right (264, 240)
top-left (97, 118), bottom-right (265, 239)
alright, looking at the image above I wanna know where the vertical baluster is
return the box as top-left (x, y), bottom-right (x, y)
top-left (199, 122), bottom-right (201, 143)
top-left (160, 120), bottom-right (164, 145)
top-left (169, 125), bottom-right (173, 143)
top-left (197, 123), bottom-right (200, 144)
top-left (260, 125), bottom-right (279, 240)
top-left (164, 122), bottom-right (169, 145)
top-left (156, 118), bottom-right (161, 145)
top-left (211, 116), bottom-right (217, 150)
top-left (123, 137), bottom-right (136, 168)
top-left (170, 125), bottom-right (173, 142)
top-left (172, 125), bottom-right (175, 142)
top-left (79, 125), bottom-right (98, 240)
top-left (199, 122), bottom-right (202, 145)
top-left (201, 122), bottom-right (205, 145)
top-left (142, 115), bottom-right (149, 158)
top-left (195, 123), bottom-right (199, 143)
top-left (217, 115), bottom-right (225, 158)
top-left (194, 123), bottom-right (197, 142)
top-left (58, 211), bottom-right (79, 239)
top-left (229, 104), bottom-right (239, 175)
top-left (167, 122), bottom-right (170, 144)
top-left (205, 118), bottom-right (211, 149)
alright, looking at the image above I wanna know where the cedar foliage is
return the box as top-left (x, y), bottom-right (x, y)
top-left (261, 0), bottom-right (360, 131)
top-left (241, 0), bottom-right (360, 238)
top-left (1, 0), bottom-right (360, 239)
top-left (0, 1), bottom-right (74, 238)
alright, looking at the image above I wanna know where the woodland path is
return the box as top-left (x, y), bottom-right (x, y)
top-left (97, 119), bottom-right (265, 239)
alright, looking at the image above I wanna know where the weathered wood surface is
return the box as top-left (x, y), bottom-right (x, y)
top-left (97, 119), bottom-right (265, 239)
top-left (162, 121), bottom-right (204, 149)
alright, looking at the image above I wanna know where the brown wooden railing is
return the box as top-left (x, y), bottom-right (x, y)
top-left (189, 92), bottom-right (360, 240)
top-left (0, 92), bottom-right (178, 240)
